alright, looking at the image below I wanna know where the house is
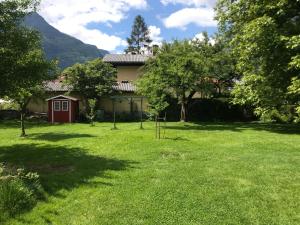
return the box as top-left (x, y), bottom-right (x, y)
top-left (26, 54), bottom-right (149, 120)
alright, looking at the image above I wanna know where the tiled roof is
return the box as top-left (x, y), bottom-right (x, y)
top-left (113, 81), bottom-right (136, 92)
top-left (45, 80), bottom-right (136, 93)
top-left (44, 80), bottom-right (72, 92)
top-left (103, 54), bottom-right (149, 64)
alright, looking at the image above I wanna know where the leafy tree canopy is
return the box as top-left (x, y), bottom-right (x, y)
top-left (137, 39), bottom-right (213, 121)
top-left (216, 0), bottom-right (300, 122)
top-left (63, 58), bottom-right (117, 102)
top-left (1, 0), bottom-right (57, 136)
top-left (0, 0), bottom-right (55, 97)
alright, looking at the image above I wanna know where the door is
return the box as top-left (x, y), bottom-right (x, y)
top-left (53, 100), bottom-right (70, 123)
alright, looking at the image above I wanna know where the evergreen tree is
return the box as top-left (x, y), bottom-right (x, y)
top-left (125, 15), bottom-right (152, 55)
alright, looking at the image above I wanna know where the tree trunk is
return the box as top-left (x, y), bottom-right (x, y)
top-left (180, 102), bottom-right (187, 122)
top-left (20, 110), bottom-right (26, 137)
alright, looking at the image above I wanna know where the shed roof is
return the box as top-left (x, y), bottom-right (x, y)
top-left (103, 54), bottom-right (149, 65)
top-left (46, 95), bottom-right (78, 101)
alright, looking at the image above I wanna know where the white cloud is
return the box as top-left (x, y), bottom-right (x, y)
top-left (194, 32), bottom-right (206, 41)
top-left (193, 32), bottom-right (216, 45)
top-left (149, 25), bottom-right (163, 45)
top-left (39, 0), bottom-right (147, 51)
top-left (161, 0), bottom-right (216, 7)
top-left (163, 7), bottom-right (217, 29)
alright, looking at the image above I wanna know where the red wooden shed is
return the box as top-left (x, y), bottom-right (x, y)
top-left (47, 95), bottom-right (79, 123)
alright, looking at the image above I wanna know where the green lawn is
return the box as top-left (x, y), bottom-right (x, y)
top-left (0, 121), bottom-right (299, 225)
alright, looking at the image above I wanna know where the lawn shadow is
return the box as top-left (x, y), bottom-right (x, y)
top-left (29, 132), bottom-right (96, 142)
top-left (165, 122), bottom-right (300, 135)
top-left (0, 144), bottom-right (136, 195)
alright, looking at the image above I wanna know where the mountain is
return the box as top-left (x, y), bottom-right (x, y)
top-left (24, 13), bottom-right (109, 69)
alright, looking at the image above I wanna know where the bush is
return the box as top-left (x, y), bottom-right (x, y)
top-left (0, 164), bottom-right (45, 220)
top-left (164, 98), bottom-right (256, 122)
top-left (0, 110), bottom-right (20, 120)
top-left (0, 178), bottom-right (36, 219)
top-left (256, 106), bottom-right (295, 123)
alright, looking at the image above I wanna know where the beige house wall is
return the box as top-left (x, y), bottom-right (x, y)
top-left (27, 92), bottom-right (86, 114)
top-left (116, 65), bottom-right (142, 82)
top-left (27, 65), bottom-right (148, 115)
top-left (27, 93), bottom-right (148, 114)
top-left (27, 98), bottom-right (48, 113)
top-left (99, 95), bottom-right (148, 113)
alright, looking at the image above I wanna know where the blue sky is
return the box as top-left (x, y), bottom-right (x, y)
top-left (39, 0), bottom-right (217, 52)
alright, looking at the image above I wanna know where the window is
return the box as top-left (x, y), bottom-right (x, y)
top-left (53, 101), bottom-right (60, 111)
top-left (62, 101), bottom-right (69, 111)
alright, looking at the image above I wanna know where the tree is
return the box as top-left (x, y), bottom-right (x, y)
top-left (137, 40), bottom-right (211, 121)
top-left (136, 58), bottom-right (170, 117)
top-left (0, 0), bottom-right (41, 96)
top-left (210, 40), bottom-right (239, 97)
top-left (9, 45), bottom-right (55, 137)
top-left (216, 0), bottom-right (300, 122)
top-left (12, 87), bottom-right (44, 137)
top-left (125, 15), bottom-right (152, 55)
top-left (63, 58), bottom-right (117, 113)
top-left (0, 0), bottom-right (56, 136)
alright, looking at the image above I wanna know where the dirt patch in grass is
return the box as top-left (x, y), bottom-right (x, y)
top-left (160, 151), bottom-right (185, 159)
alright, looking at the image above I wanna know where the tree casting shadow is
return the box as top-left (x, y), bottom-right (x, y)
top-left (0, 144), bottom-right (136, 195)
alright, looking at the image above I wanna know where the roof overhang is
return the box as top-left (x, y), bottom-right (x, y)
top-left (46, 95), bottom-right (78, 101)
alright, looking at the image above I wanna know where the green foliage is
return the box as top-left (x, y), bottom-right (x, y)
top-left (24, 13), bottom-right (109, 69)
top-left (164, 97), bottom-right (255, 122)
top-left (1, 0), bottom-right (56, 135)
top-left (216, 0), bottom-right (300, 122)
top-left (0, 100), bottom-right (18, 110)
top-left (64, 59), bottom-right (117, 103)
top-left (0, 164), bottom-right (44, 220)
top-left (12, 86), bottom-right (46, 137)
top-left (137, 39), bottom-right (212, 121)
top-left (0, 0), bottom-right (56, 97)
top-left (125, 15), bottom-right (152, 54)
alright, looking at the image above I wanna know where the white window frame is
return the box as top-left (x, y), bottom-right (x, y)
top-left (62, 101), bottom-right (69, 111)
top-left (53, 101), bottom-right (61, 111)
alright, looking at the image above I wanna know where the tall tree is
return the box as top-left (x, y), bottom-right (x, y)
top-left (125, 15), bottom-right (152, 55)
top-left (216, 0), bottom-right (300, 122)
top-left (137, 40), bottom-right (212, 121)
top-left (63, 59), bottom-right (117, 114)
top-left (0, 0), bottom-right (40, 96)
top-left (0, 0), bottom-right (56, 136)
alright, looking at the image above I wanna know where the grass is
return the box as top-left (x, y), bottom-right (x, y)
top-left (0, 120), bottom-right (299, 225)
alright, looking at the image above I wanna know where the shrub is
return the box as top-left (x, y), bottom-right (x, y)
top-left (0, 178), bottom-right (36, 219)
top-left (0, 164), bottom-right (45, 220)
top-left (164, 98), bottom-right (256, 122)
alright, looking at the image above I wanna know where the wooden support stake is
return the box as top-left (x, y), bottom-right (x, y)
top-left (155, 115), bottom-right (158, 139)
top-left (158, 119), bottom-right (161, 139)
top-left (163, 112), bottom-right (166, 138)
top-left (140, 97), bottom-right (143, 129)
top-left (112, 99), bottom-right (116, 129)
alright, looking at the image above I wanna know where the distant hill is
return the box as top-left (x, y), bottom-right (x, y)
top-left (24, 13), bottom-right (109, 69)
